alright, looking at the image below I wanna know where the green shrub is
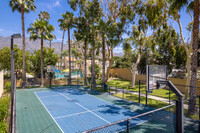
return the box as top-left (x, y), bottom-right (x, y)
top-left (4, 82), bottom-right (11, 92)
top-left (0, 122), bottom-right (7, 132)
top-left (0, 96), bottom-right (10, 132)
top-left (3, 73), bottom-right (10, 80)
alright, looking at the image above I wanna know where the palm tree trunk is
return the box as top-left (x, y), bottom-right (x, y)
top-left (84, 38), bottom-right (87, 86)
top-left (41, 36), bottom-right (44, 87)
top-left (91, 35), bottom-right (96, 89)
top-left (188, 0), bottom-right (199, 115)
top-left (106, 46), bottom-right (113, 81)
top-left (61, 30), bottom-right (65, 52)
top-left (21, 8), bottom-right (26, 88)
top-left (50, 40), bottom-right (52, 48)
top-left (68, 28), bottom-right (71, 85)
top-left (102, 33), bottom-right (105, 90)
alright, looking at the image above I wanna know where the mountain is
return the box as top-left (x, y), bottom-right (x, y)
top-left (0, 35), bottom-right (67, 54)
top-left (113, 52), bottom-right (123, 57)
top-left (0, 36), bottom-right (124, 56)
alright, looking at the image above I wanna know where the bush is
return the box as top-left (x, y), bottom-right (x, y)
top-left (0, 122), bottom-right (7, 132)
top-left (3, 73), bottom-right (10, 80)
top-left (0, 96), bottom-right (10, 132)
top-left (4, 82), bottom-right (11, 92)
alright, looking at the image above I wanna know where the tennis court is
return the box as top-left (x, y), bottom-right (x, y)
top-left (35, 87), bottom-right (149, 133)
top-left (16, 86), bottom-right (199, 133)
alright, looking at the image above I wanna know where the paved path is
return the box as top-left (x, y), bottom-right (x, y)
top-left (109, 87), bottom-right (189, 109)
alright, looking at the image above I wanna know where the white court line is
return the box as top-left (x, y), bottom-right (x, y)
top-left (59, 93), bottom-right (111, 124)
top-left (54, 107), bottom-right (108, 119)
top-left (34, 92), bottom-right (64, 133)
top-left (39, 95), bottom-right (61, 98)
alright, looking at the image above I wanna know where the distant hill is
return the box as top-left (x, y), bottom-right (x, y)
top-left (113, 52), bottom-right (123, 57)
top-left (0, 35), bottom-right (67, 54)
top-left (0, 36), bottom-right (124, 56)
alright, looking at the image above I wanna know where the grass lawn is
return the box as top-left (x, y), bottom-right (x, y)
top-left (107, 79), bottom-right (177, 101)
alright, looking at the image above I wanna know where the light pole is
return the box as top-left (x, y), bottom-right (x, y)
top-left (143, 47), bottom-right (148, 105)
top-left (11, 33), bottom-right (21, 133)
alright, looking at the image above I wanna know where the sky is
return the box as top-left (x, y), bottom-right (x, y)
top-left (0, 0), bottom-right (193, 53)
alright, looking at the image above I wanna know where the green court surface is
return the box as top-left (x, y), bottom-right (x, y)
top-left (16, 86), bottom-right (198, 133)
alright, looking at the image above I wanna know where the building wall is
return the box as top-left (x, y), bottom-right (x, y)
top-left (0, 71), bottom-right (3, 97)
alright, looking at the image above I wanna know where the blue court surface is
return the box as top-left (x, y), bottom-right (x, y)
top-left (35, 87), bottom-right (149, 133)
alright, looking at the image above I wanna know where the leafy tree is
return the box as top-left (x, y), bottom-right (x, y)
top-left (151, 26), bottom-right (184, 74)
top-left (9, 0), bottom-right (36, 88)
top-left (0, 45), bottom-right (30, 73)
top-left (30, 47), bottom-right (59, 77)
top-left (28, 11), bottom-right (55, 87)
top-left (101, 0), bottom-right (130, 82)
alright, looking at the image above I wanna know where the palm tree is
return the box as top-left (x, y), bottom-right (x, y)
top-left (87, 0), bottom-right (102, 89)
top-left (58, 12), bottom-right (69, 52)
top-left (48, 34), bottom-right (56, 48)
top-left (28, 11), bottom-right (55, 87)
top-left (9, 0), bottom-right (36, 88)
top-left (64, 12), bottom-right (74, 85)
top-left (170, 0), bottom-right (199, 115)
top-left (189, 0), bottom-right (199, 115)
top-left (74, 16), bottom-right (89, 86)
top-left (98, 19), bottom-right (108, 90)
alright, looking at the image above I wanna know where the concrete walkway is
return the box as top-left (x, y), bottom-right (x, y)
top-left (109, 87), bottom-right (189, 109)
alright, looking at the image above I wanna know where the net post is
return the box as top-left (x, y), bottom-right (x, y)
top-left (176, 98), bottom-right (184, 133)
top-left (139, 80), bottom-right (140, 103)
top-left (127, 119), bottom-right (130, 133)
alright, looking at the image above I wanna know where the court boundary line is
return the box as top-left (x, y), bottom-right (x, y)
top-left (59, 93), bottom-right (111, 124)
top-left (54, 107), bottom-right (109, 119)
top-left (38, 95), bottom-right (61, 98)
top-left (34, 92), bottom-right (64, 133)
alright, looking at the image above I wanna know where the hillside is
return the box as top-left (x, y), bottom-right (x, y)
top-left (0, 36), bottom-right (123, 56)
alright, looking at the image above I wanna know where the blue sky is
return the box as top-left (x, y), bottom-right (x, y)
top-left (0, 0), bottom-right (192, 53)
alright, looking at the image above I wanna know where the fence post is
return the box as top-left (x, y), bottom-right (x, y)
top-left (139, 80), bottom-right (140, 103)
top-left (115, 86), bottom-right (117, 94)
top-left (146, 90), bottom-right (147, 105)
top-left (199, 96), bottom-right (200, 132)
top-left (50, 72), bottom-right (52, 88)
top-left (127, 119), bottom-right (130, 133)
top-left (169, 87), bottom-right (170, 105)
top-left (109, 86), bottom-right (111, 95)
top-left (176, 98), bottom-right (184, 133)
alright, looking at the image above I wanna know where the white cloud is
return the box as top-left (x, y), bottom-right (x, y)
top-left (44, 0), bottom-right (60, 9)
top-left (54, 1), bottom-right (60, 7)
